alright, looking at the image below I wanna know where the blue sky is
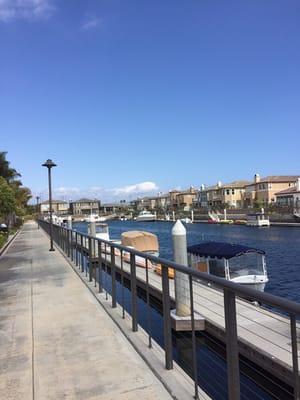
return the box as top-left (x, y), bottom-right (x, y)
top-left (1, 0), bottom-right (299, 202)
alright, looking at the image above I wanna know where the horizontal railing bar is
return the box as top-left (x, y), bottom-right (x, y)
top-left (39, 220), bottom-right (300, 315)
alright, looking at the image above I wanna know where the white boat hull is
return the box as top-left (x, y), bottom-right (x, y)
top-left (247, 220), bottom-right (270, 227)
top-left (136, 216), bottom-right (156, 222)
top-left (230, 275), bottom-right (268, 292)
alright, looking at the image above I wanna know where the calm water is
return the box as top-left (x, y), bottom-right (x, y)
top-left (75, 219), bottom-right (300, 303)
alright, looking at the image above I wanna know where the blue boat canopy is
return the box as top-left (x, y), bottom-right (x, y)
top-left (187, 241), bottom-right (265, 259)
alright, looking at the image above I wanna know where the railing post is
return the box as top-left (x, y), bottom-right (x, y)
top-left (161, 264), bottom-right (173, 370)
top-left (130, 253), bottom-right (138, 332)
top-left (75, 232), bottom-right (78, 266)
top-left (81, 235), bottom-right (84, 272)
top-left (145, 258), bottom-right (152, 348)
top-left (189, 274), bottom-right (199, 399)
top-left (111, 246), bottom-right (117, 308)
top-left (224, 289), bottom-right (240, 400)
top-left (63, 228), bottom-right (67, 253)
top-left (71, 230), bottom-right (74, 262)
top-left (67, 229), bottom-right (71, 257)
top-left (290, 314), bottom-right (300, 400)
top-left (88, 237), bottom-right (93, 282)
top-left (98, 241), bottom-right (103, 293)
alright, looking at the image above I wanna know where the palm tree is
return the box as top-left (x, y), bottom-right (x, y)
top-left (0, 151), bottom-right (21, 182)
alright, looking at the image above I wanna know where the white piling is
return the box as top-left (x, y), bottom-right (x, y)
top-left (89, 219), bottom-right (96, 237)
top-left (88, 217), bottom-right (96, 257)
top-left (224, 208), bottom-right (227, 221)
top-left (172, 210), bottom-right (175, 221)
top-left (191, 210), bottom-right (194, 222)
top-left (67, 215), bottom-right (72, 230)
top-left (172, 220), bottom-right (191, 317)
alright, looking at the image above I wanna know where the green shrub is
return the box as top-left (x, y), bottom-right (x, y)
top-left (0, 234), bottom-right (7, 249)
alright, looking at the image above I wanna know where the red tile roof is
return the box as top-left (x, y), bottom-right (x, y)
top-left (259, 176), bottom-right (300, 183)
top-left (275, 186), bottom-right (300, 196)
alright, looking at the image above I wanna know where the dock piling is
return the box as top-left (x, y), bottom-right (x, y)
top-left (172, 220), bottom-right (190, 317)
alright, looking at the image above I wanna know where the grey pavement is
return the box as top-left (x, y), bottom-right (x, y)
top-left (0, 222), bottom-right (174, 400)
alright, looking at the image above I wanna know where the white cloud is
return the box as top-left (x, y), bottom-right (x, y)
top-left (0, 0), bottom-right (55, 22)
top-left (113, 181), bottom-right (159, 196)
top-left (33, 181), bottom-right (159, 203)
top-left (81, 15), bottom-right (102, 31)
top-left (55, 187), bottom-right (80, 195)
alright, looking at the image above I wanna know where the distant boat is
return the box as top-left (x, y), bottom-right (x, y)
top-left (247, 210), bottom-right (270, 227)
top-left (208, 211), bottom-right (220, 223)
top-left (294, 212), bottom-right (300, 220)
top-left (136, 210), bottom-right (156, 222)
top-left (85, 214), bottom-right (106, 223)
top-left (181, 217), bottom-right (193, 224)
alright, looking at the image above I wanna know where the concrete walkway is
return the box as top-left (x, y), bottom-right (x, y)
top-left (0, 222), bottom-right (173, 400)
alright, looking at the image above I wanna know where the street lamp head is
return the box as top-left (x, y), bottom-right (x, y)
top-left (42, 159), bottom-right (57, 169)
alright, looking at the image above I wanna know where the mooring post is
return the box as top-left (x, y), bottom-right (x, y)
top-left (172, 210), bottom-right (175, 222)
top-left (172, 220), bottom-right (191, 317)
top-left (224, 208), bottom-right (227, 221)
top-left (88, 218), bottom-right (96, 280)
top-left (67, 215), bottom-right (72, 230)
top-left (191, 209), bottom-right (194, 222)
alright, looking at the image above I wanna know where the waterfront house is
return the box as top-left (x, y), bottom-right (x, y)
top-left (168, 190), bottom-right (182, 210)
top-left (244, 174), bottom-right (300, 207)
top-left (70, 199), bottom-right (100, 216)
top-left (275, 178), bottom-right (300, 209)
top-left (40, 200), bottom-right (69, 216)
top-left (135, 196), bottom-right (157, 211)
top-left (200, 181), bottom-right (248, 209)
top-left (175, 187), bottom-right (198, 211)
top-left (221, 181), bottom-right (250, 208)
top-left (99, 202), bottom-right (131, 214)
top-left (196, 184), bottom-right (208, 208)
top-left (155, 193), bottom-right (171, 210)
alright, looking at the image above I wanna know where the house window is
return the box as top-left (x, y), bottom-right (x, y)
top-left (232, 189), bottom-right (235, 195)
top-left (226, 189), bottom-right (230, 195)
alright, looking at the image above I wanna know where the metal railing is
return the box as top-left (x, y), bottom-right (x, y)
top-left (39, 219), bottom-right (300, 400)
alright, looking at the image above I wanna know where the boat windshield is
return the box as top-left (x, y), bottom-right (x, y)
top-left (189, 254), bottom-right (226, 278)
top-left (96, 224), bottom-right (108, 234)
top-left (208, 259), bottom-right (226, 278)
top-left (228, 253), bottom-right (264, 278)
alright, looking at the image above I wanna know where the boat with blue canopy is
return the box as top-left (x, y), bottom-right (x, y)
top-left (187, 241), bottom-right (268, 291)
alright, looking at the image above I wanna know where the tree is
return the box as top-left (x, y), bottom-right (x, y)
top-left (0, 151), bottom-right (21, 183)
top-left (0, 152), bottom-right (32, 220)
top-left (10, 181), bottom-right (32, 216)
top-left (0, 177), bottom-right (16, 220)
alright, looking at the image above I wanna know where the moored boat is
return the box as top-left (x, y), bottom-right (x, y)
top-left (181, 217), bottom-right (193, 224)
top-left (234, 219), bottom-right (247, 225)
top-left (136, 210), bottom-right (156, 222)
top-left (246, 209), bottom-right (270, 227)
top-left (187, 241), bottom-right (268, 292)
top-left (85, 214), bottom-right (106, 223)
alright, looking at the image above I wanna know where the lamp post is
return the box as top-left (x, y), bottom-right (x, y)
top-left (42, 159), bottom-right (57, 251)
top-left (36, 196), bottom-right (40, 229)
